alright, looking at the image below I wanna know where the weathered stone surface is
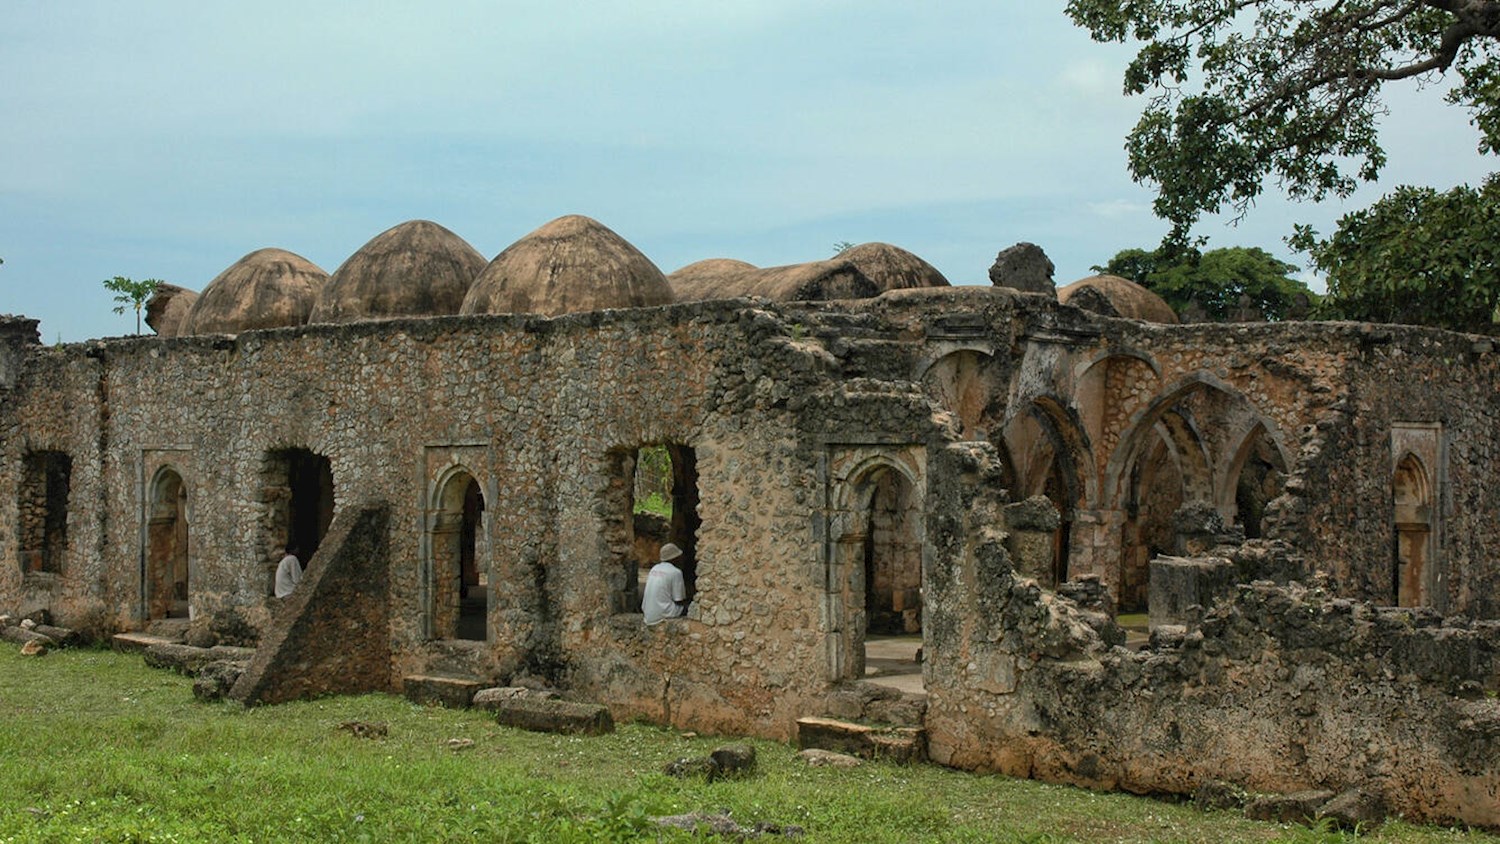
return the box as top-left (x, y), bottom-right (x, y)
top-left (19, 639), bottom-right (47, 656)
top-left (1148, 556), bottom-right (1237, 628)
top-left (404, 675), bottom-right (483, 709)
top-left (988, 242), bottom-right (1055, 294)
top-left (472, 686), bottom-right (556, 710)
top-left (492, 697), bottom-right (614, 736)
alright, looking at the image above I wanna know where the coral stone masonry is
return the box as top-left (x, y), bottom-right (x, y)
top-left (2, 272), bottom-right (1499, 825)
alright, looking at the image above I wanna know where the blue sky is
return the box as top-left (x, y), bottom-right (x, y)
top-left (1, 2), bottom-right (1493, 341)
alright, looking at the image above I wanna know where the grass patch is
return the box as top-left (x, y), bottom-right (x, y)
top-left (0, 647), bottom-right (1495, 842)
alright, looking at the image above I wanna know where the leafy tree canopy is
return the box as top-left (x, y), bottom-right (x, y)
top-left (1066, 0), bottom-right (1500, 243)
top-left (102, 276), bottom-right (163, 335)
top-left (1290, 175), bottom-right (1500, 331)
top-left (1093, 245), bottom-right (1316, 321)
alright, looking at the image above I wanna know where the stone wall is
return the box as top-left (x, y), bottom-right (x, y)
top-left (3, 289), bottom-right (1500, 823)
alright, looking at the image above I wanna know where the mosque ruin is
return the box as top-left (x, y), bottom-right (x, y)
top-left (1, 215), bottom-right (1497, 826)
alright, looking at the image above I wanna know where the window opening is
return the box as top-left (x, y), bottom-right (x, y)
top-left (19, 451), bottom-right (71, 575)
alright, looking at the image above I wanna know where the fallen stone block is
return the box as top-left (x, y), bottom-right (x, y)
top-left (111, 632), bottom-right (179, 654)
top-left (663, 756), bottom-right (718, 780)
top-left (798, 748), bottom-right (862, 768)
top-left (710, 744), bottom-right (757, 779)
top-left (19, 639), bottom-right (48, 657)
top-left (144, 643), bottom-right (222, 676)
top-left (2, 627), bottom-right (56, 649)
top-left (403, 675), bottom-right (483, 709)
top-left (471, 686), bottom-right (558, 710)
top-left (1316, 789), bottom-right (1385, 830)
top-left (491, 697), bottom-right (614, 736)
top-left (192, 661), bottom-right (244, 702)
top-left (32, 624), bottom-right (79, 647)
top-left (796, 716), bottom-right (926, 763)
top-left (1193, 780), bottom-right (1246, 811)
top-left (652, 811), bottom-right (803, 839)
top-left (337, 721), bottom-right (388, 739)
top-left (1245, 790), bottom-right (1335, 824)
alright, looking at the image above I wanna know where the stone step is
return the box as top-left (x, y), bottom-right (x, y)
top-left (144, 618), bottom-right (190, 640)
top-left (796, 716), bottom-right (926, 764)
top-left (403, 674), bottom-right (484, 709)
top-left (112, 632), bottom-right (182, 654)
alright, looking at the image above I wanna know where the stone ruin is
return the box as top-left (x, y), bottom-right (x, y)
top-left (0, 216), bottom-right (1496, 827)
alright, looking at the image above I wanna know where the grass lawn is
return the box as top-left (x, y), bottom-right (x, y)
top-left (0, 646), bottom-right (1494, 843)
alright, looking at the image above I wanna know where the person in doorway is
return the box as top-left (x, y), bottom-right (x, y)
top-left (642, 542), bottom-right (689, 625)
top-left (274, 546), bottom-right (303, 599)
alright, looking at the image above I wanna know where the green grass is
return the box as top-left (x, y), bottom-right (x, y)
top-left (0, 647), bottom-right (1495, 843)
top-left (632, 491), bottom-right (672, 518)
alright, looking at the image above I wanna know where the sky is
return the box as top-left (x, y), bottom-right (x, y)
top-left (1, 2), bottom-right (1494, 342)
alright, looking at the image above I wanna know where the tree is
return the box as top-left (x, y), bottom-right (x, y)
top-left (1094, 245), bottom-right (1316, 321)
top-left (1290, 175), bottom-right (1500, 331)
top-left (1065, 0), bottom-right (1500, 243)
top-left (102, 276), bottom-right (163, 335)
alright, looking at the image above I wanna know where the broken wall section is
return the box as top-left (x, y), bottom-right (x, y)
top-left (926, 470), bottom-right (1500, 827)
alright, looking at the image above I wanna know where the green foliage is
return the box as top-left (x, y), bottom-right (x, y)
top-left (832, 240), bottom-right (856, 255)
top-left (1065, 0), bottom-right (1500, 243)
top-left (1291, 176), bottom-right (1500, 332)
top-left (0, 647), bottom-right (1493, 842)
top-left (1094, 245), bottom-right (1316, 321)
top-left (102, 276), bottom-right (163, 335)
top-left (632, 446), bottom-right (673, 517)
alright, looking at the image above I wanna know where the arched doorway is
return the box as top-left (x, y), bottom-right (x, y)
top-left (145, 468), bottom-right (189, 620)
top-left (830, 455), bottom-right (925, 689)
top-left (1393, 454), bottom-right (1433, 607)
top-left (431, 470), bottom-right (487, 641)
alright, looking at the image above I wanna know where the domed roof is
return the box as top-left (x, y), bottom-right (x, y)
top-left (309, 220), bottom-right (486, 324)
top-left (669, 257), bottom-right (875, 303)
top-left (460, 215), bottom-right (673, 317)
top-left (144, 283), bottom-right (198, 338)
top-left (838, 242), bottom-right (950, 292)
top-left (1057, 274), bottom-right (1179, 324)
top-left (181, 248), bottom-right (329, 335)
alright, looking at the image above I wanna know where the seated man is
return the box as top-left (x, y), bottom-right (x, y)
top-left (274, 546), bottom-right (303, 599)
top-left (642, 543), bottom-right (689, 625)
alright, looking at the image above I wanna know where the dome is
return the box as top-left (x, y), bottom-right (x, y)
top-left (309, 220), bottom-right (486, 324)
top-left (667, 259), bottom-right (759, 302)
top-left (460, 215), bottom-right (673, 317)
top-left (144, 283), bottom-right (199, 338)
top-left (838, 242), bottom-right (950, 292)
top-left (668, 257), bottom-right (875, 303)
top-left (181, 249), bottom-right (329, 335)
top-left (1058, 274), bottom-right (1179, 324)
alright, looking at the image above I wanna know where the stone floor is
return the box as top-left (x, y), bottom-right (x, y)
top-left (864, 634), bottom-right (924, 695)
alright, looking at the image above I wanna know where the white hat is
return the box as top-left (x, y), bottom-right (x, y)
top-left (660, 542), bottom-right (684, 562)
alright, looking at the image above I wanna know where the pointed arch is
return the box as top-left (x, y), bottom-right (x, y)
top-left (1223, 422), bottom-right (1290, 538)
